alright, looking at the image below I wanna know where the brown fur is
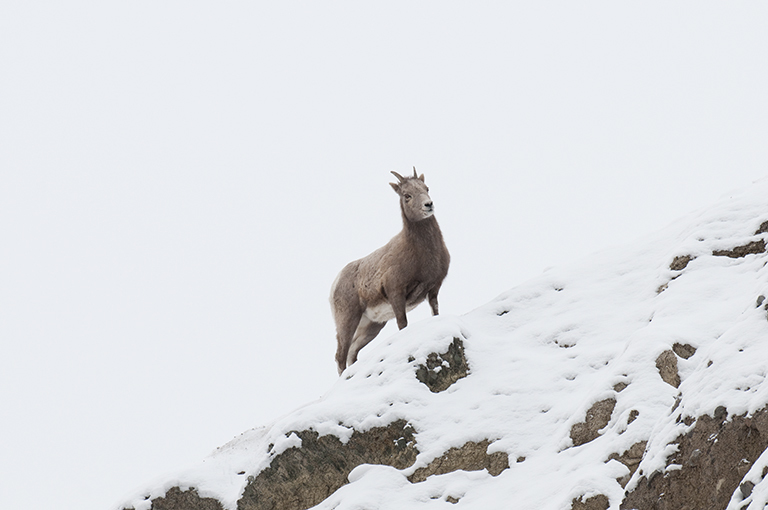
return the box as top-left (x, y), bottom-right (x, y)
top-left (330, 168), bottom-right (450, 374)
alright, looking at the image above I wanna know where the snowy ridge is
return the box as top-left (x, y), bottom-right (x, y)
top-left (117, 178), bottom-right (768, 510)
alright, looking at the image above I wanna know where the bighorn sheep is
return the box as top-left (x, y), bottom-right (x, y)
top-left (330, 168), bottom-right (450, 374)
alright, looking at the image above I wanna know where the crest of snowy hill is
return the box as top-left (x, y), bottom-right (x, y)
top-left (118, 179), bottom-right (768, 510)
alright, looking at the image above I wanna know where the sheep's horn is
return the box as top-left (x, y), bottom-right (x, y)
top-left (412, 166), bottom-right (418, 178)
top-left (391, 171), bottom-right (405, 183)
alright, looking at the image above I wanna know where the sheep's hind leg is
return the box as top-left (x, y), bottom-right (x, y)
top-left (346, 315), bottom-right (387, 369)
top-left (335, 308), bottom-right (363, 375)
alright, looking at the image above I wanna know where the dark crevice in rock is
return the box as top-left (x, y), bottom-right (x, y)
top-left (672, 343), bottom-right (697, 359)
top-left (571, 494), bottom-right (609, 510)
top-left (408, 439), bottom-right (509, 483)
top-left (237, 420), bottom-right (417, 510)
top-left (415, 337), bottom-right (469, 392)
top-left (621, 407), bottom-right (768, 510)
top-left (656, 350), bottom-right (681, 388)
top-left (570, 398), bottom-right (617, 447)
top-left (713, 239), bottom-right (766, 258)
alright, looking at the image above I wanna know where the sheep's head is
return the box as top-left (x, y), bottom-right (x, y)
top-left (390, 167), bottom-right (434, 222)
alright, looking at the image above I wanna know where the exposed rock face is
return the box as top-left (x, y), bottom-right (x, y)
top-left (570, 398), bottom-right (617, 447)
top-left (621, 408), bottom-right (768, 510)
top-left (571, 494), bottom-right (609, 510)
top-left (127, 341), bottom-right (482, 510)
top-left (655, 350), bottom-right (680, 388)
top-left (238, 420), bottom-right (417, 510)
top-left (669, 255), bottom-right (693, 271)
top-left (713, 239), bottom-right (766, 258)
top-left (609, 441), bottom-right (647, 488)
top-left (116, 189), bottom-right (768, 510)
top-left (143, 487), bottom-right (224, 510)
top-left (672, 342), bottom-right (696, 360)
top-left (130, 419), bottom-right (512, 510)
top-left (414, 337), bottom-right (469, 392)
top-left (408, 439), bottom-right (509, 483)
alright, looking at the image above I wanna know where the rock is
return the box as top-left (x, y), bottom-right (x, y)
top-left (714, 405), bottom-right (728, 421)
top-left (408, 439), bottom-right (509, 483)
top-left (608, 441), bottom-right (647, 488)
top-left (672, 343), bottom-right (697, 359)
top-left (741, 480), bottom-right (755, 498)
top-left (621, 408), bottom-right (768, 510)
top-left (656, 350), bottom-right (681, 388)
top-left (670, 255), bottom-right (693, 271)
top-left (570, 398), bottom-right (617, 447)
top-left (571, 494), bottom-right (609, 510)
top-left (713, 239), bottom-right (766, 258)
top-left (738, 458), bottom-right (752, 477)
top-left (415, 337), bottom-right (469, 393)
top-left (237, 420), bottom-right (417, 510)
top-left (756, 220), bottom-right (768, 235)
top-left (613, 382), bottom-right (629, 392)
top-left (685, 448), bottom-right (702, 467)
top-left (136, 487), bottom-right (224, 510)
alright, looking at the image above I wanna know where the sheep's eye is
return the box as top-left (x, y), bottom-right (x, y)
top-left (404, 194), bottom-right (412, 201)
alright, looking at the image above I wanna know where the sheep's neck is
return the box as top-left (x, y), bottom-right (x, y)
top-left (401, 214), bottom-right (443, 248)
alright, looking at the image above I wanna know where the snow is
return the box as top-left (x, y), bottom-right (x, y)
top-left (115, 179), bottom-right (768, 509)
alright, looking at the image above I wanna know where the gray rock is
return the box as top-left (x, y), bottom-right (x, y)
top-left (408, 439), bottom-right (509, 483)
top-left (656, 350), bottom-right (681, 388)
top-left (415, 337), bottom-right (469, 393)
top-left (570, 398), bottom-right (617, 447)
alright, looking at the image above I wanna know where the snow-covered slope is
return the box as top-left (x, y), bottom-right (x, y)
top-left (117, 178), bottom-right (768, 510)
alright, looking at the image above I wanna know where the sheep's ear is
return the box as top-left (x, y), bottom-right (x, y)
top-left (390, 182), bottom-right (401, 194)
top-left (418, 173), bottom-right (425, 182)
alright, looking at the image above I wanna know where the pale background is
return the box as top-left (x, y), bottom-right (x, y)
top-left (1, 2), bottom-right (767, 508)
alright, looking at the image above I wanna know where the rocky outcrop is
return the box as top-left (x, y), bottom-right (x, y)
top-left (621, 407), bottom-right (768, 510)
top-left (570, 398), bottom-right (617, 447)
top-left (672, 342), bottom-right (696, 360)
top-left (713, 239), bottom-right (766, 258)
top-left (655, 350), bottom-right (681, 388)
top-left (669, 255), bottom-right (693, 271)
top-left (238, 420), bottom-right (417, 510)
top-left (414, 337), bottom-right (468, 392)
top-left (609, 441), bottom-right (647, 488)
top-left (125, 341), bottom-right (481, 510)
top-left (571, 494), bottom-right (609, 510)
top-left (408, 439), bottom-right (509, 483)
top-left (143, 488), bottom-right (224, 510)
top-left (117, 186), bottom-right (768, 510)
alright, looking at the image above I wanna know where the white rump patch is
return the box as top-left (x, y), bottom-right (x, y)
top-left (364, 301), bottom-right (419, 323)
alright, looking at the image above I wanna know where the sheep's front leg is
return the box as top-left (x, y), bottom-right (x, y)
top-left (389, 292), bottom-right (408, 330)
top-left (428, 287), bottom-right (441, 316)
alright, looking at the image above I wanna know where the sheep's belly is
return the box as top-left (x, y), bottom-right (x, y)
top-left (364, 301), bottom-right (420, 323)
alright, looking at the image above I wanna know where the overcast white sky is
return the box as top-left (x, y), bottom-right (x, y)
top-left (1, 2), bottom-right (767, 509)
